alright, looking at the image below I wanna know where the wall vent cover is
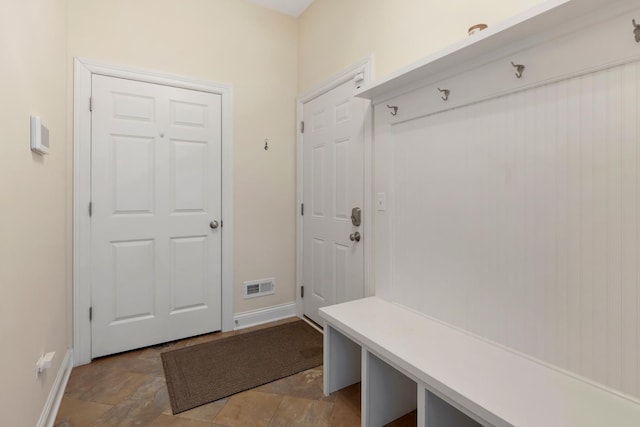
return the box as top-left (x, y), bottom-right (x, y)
top-left (243, 278), bottom-right (276, 299)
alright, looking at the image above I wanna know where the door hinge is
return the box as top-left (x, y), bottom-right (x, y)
top-left (301, 286), bottom-right (304, 299)
top-left (300, 121), bottom-right (305, 133)
top-left (89, 96), bottom-right (93, 112)
top-left (221, 220), bottom-right (223, 227)
top-left (89, 306), bottom-right (93, 321)
top-left (301, 203), bottom-right (304, 216)
top-left (88, 201), bottom-right (93, 217)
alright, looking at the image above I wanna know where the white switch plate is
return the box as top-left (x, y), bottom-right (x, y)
top-left (30, 116), bottom-right (50, 155)
top-left (377, 192), bottom-right (386, 211)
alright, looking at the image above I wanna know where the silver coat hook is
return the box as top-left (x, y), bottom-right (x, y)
top-left (511, 61), bottom-right (525, 78)
top-left (633, 19), bottom-right (640, 43)
top-left (387, 105), bottom-right (398, 116)
top-left (438, 88), bottom-right (450, 101)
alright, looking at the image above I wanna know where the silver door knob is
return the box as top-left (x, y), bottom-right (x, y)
top-left (210, 220), bottom-right (219, 230)
top-left (349, 231), bottom-right (361, 242)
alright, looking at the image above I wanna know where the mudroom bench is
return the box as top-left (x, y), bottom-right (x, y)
top-left (320, 297), bottom-right (640, 427)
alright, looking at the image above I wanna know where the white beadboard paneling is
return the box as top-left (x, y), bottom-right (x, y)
top-left (620, 62), bottom-right (639, 396)
top-left (389, 61), bottom-right (640, 398)
top-left (637, 63), bottom-right (640, 404)
top-left (606, 65), bottom-right (624, 392)
top-left (555, 79), bottom-right (570, 371)
top-left (621, 65), bottom-right (639, 393)
top-left (579, 73), bottom-right (595, 380)
top-left (592, 69), bottom-right (609, 386)
top-left (566, 75), bottom-right (582, 374)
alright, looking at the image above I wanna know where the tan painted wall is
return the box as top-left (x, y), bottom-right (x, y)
top-left (0, 3), bottom-right (566, 421)
top-left (66, 0), bottom-right (299, 313)
top-left (298, 0), bottom-right (547, 93)
top-left (0, 0), bottom-right (69, 425)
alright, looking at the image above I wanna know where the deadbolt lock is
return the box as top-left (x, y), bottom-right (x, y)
top-left (351, 207), bottom-right (362, 227)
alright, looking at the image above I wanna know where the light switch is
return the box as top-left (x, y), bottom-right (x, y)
top-left (30, 116), bottom-right (50, 155)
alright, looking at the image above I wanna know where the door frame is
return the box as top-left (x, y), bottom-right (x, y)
top-left (73, 57), bottom-right (234, 366)
top-left (295, 56), bottom-right (375, 318)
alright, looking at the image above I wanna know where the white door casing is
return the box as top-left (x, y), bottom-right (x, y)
top-left (73, 58), bottom-right (234, 365)
top-left (90, 75), bottom-right (222, 357)
top-left (299, 58), bottom-right (373, 325)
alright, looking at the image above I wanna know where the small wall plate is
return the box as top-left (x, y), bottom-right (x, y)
top-left (30, 116), bottom-right (50, 155)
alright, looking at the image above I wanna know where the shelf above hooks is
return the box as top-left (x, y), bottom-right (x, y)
top-left (355, 0), bottom-right (639, 101)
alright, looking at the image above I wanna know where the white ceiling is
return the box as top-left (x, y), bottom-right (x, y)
top-left (247, 0), bottom-right (314, 17)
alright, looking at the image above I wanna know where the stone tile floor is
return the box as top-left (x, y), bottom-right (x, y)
top-left (55, 318), bottom-right (417, 426)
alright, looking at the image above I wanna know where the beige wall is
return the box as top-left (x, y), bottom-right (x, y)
top-left (67, 0), bottom-right (299, 313)
top-left (0, 0), bottom-right (69, 425)
top-left (0, 1), bottom-right (563, 422)
top-left (298, 0), bottom-right (547, 93)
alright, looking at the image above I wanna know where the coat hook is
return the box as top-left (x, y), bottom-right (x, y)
top-left (264, 138), bottom-right (269, 150)
top-left (633, 19), bottom-right (640, 43)
top-left (387, 105), bottom-right (398, 116)
top-left (511, 61), bottom-right (525, 78)
top-left (437, 88), bottom-right (450, 101)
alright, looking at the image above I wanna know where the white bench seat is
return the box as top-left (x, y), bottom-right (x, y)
top-left (319, 297), bottom-right (640, 427)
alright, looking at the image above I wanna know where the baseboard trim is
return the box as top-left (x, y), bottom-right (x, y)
top-left (233, 302), bottom-right (297, 330)
top-left (37, 349), bottom-right (73, 427)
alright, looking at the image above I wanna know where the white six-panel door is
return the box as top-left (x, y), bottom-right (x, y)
top-left (91, 75), bottom-right (222, 357)
top-left (302, 78), bottom-right (367, 325)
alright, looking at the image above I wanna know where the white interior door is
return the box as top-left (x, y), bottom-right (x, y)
top-left (90, 75), bottom-right (222, 358)
top-left (302, 78), bottom-right (367, 325)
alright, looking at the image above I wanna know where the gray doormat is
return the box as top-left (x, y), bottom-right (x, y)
top-left (161, 320), bottom-right (323, 414)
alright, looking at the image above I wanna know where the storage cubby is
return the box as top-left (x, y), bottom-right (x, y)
top-left (420, 388), bottom-right (481, 427)
top-left (324, 325), bottom-right (362, 394)
top-left (362, 350), bottom-right (417, 426)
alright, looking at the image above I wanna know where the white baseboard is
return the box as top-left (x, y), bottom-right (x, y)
top-left (233, 302), bottom-right (297, 330)
top-left (37, 349), bottom-right (73, 427)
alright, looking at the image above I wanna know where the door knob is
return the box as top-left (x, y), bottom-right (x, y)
top-left (210, 220), bottom-right (219, 230)
top-left (349, 231), bottom-right (361, 242)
